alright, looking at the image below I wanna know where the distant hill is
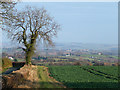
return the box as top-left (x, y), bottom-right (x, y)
top-left (2, 42), bottom-right (118, 51)
top-left (54, 42), bottom-right (118, 50)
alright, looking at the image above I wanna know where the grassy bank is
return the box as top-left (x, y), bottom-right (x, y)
top-left (37, 66), bottom-right (65, 88)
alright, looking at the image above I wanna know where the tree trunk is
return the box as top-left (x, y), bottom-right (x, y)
top-left (25, 42), bottom-right (36, 65)
top-left (26, 51), bottom-right (32, 65)
top-left (25, 35), bottom-right (37, 65)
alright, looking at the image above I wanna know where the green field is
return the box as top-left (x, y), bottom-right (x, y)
top-left (52, 58), bottom-right (68, 61)
top-left (48, 66), bottom-right (118, 88)
top-left (11, 58), bottom-right (25, 62)
top-left (58, 56), bottom-right (80, 60)
top-left (81, 54), bottom-right (118, 59)
top-left (82, 66), bottom-right (118, 78)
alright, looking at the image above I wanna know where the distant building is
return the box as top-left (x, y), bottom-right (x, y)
top-left (66, 54), bottom-right (70, 57)
top-left (98, 52), bottom-right (102, 55)
top-left (8, 57), bottom-right (14, 60)
top-left (40, 59), bottom-right (43, 62)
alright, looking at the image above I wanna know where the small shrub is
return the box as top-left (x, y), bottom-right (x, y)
top-left (2, 58), bottom-right (12, 70)
top-left (73, 62), bottom-right (81, 66)
top-left (14, 58), bottom-right (18, 62)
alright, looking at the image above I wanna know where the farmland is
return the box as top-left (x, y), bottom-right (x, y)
top-left (48, 66), bottom-right (118, 88)
top-left (2, 47), bottom-right (119, 88)
top-left (82, 66), bottom-right (118, 78)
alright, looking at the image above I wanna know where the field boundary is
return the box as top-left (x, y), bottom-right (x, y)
top-left (80, 67), bottom-right (118, 80)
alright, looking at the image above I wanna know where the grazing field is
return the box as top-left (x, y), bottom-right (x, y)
top-left (48, 66), bottom-right (118, 88)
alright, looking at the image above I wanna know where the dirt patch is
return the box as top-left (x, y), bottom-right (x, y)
top-left (2, 65), bottom-right (40, 88)
top-left (2, 65), bottom-right (66, 88)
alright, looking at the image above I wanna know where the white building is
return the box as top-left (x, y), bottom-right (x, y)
top-left (98, 52), bottom-right (102, 55)
top-left (8, 57), bottom-right (14, 60)
top-left (66, 54), bottom-right (70, 57)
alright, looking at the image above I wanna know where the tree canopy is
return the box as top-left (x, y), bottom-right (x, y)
top-left (0, 0), bottom-right (17, 19)
top-left (2, 6), bottom-right (60, 65)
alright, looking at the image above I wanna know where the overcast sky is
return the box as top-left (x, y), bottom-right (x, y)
top-left (2, 2), bottom-right (118, 45)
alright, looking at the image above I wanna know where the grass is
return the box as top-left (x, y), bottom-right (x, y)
top-left (2, 58), bottom-right (13, 73)
top-left (68, 56), bottom-right (80, 60)
top-left (52, 58), bottom-right (68, 61)
top-left (13, 58), bottom-right (25, 62)
top-left (48, 66), bottom-right (118, 88)
top-left (2, 66), bottom-right (13, 73)
top-left (83, 57), bottom-right (94, 61)
top-left (0, 71), bottom-right (1, 74)
top-left (82, 66), bottom-right (118, 78)
top-left (37, 66), bottom-right (65, 88)
top-left (58, 56), bottom-right (80, 60)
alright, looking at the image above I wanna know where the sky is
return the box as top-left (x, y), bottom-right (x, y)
top-left (21, 0), bottom-right (119, 2)
top-left (2, 2), bottom-right (118, 45)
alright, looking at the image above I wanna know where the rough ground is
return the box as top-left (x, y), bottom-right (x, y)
top-left (2, 65), bottom-right (39, 88)
top-left (0, 74), bottom-right (2, 89)
top-left (2, 65), bottom-right (66, 88)
top-left (0, 67), bottom-right (2, 89)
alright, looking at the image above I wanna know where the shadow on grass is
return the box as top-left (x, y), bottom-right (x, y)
top-left (63, 82), bottom-right (120, 88)
top-left (2, 67), bottom-right (21, 75)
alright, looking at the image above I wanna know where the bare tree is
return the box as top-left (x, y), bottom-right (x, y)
top-left (2, 6), bottom-right (60, 65)
top-left (0, 0), bottom-right (18, 19)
